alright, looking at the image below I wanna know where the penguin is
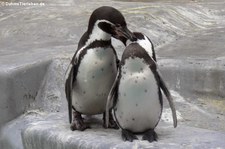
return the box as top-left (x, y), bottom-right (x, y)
top-left (65, 6), bottom-right (136, 131)
top-left (106, 32), bottom-right (177, 142)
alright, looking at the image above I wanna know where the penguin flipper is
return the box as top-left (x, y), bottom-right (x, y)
top-left (65, 43), bottom-right (84, 124)
top-left (65, 64), bottom-right (74, 124)
top-left (157, 71), bottom-right (177, 128)
top-left (105, 69), bottom-right (120, 128)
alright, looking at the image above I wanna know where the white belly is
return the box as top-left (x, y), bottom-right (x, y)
top-left (115, 58), bottom-right (162, 133)
top-left (72, 47), bottom-right (117, 115)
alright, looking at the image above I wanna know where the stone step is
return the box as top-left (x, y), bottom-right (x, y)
top-left (5, 112), bottom-right (225, 149)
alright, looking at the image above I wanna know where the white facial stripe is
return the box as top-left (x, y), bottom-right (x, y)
top-left (86, 20), bottom-right (113, 46)
top-left (136, 35), bottom-right (153, 59)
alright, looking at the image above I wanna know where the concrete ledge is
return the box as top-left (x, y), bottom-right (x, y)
top-left (0, 113), bottom-right (39, 149)
top-left (0, 57), bottom-right (69, 149)
top-left (159, 58), bottom-right (225, 99)
top-left (0, 60), bottom-right (50, 127)
top-left (0, 46), bottom-right (73, 128)
top-left (21, 113), bottom-right (225, 149)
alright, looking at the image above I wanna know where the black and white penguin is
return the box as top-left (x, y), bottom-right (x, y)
top-left (65, 6), bottom-right (136, 131)
top-left (106, 32), bottom-right (177, 142)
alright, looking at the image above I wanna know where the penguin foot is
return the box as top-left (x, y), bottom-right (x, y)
top-left (121, 129), bottom-right (138, 142)
top-left (70, 111), bottom-right (90, 131)
top-left (70, 121), bottom-right (90, 131)
top-left (142, 129), bottom-right (158, 142)
top-left (103, 111), bottom-right (119, 129)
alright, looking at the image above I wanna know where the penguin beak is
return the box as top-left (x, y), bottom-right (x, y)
top-left (112, 26), bottom-right (137, 46)
top-left (117, 36), bottom-right (128, 46)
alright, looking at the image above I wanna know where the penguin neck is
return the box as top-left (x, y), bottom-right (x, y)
top-left (86, 23), bottom-right (111, 47)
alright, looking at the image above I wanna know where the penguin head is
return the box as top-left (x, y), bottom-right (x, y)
top-left (119, 32), bottom-right (149, 46)
top-left (133, 32), bottom-right (145, 40)
top-left (131, 32), bottom-right (156, 61)
top-left (87, 6), bottom-right (136, 45)
top-left (132, 32), bottom-right (152, 49)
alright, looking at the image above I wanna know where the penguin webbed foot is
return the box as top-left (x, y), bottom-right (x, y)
top-left (121, 129), bottom-right (138, 142)
top-left (103, 112), bottom-right (119, 129)
top-left (70, 111), bottom-right (90, 131)
top-left (70, 121), bottom-right (90, 131)
top-left (142, 129), bottom-right (158, 142)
